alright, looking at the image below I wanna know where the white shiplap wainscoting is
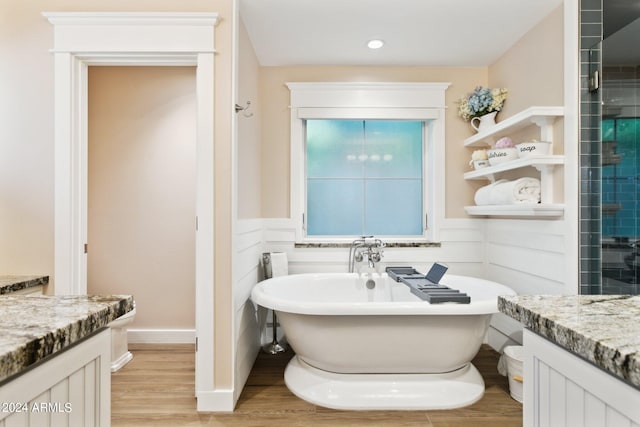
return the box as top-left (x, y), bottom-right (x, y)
top-left (263, 218), bottom-right (485, 276)
top-left (485, 219), bottom-right (570, 351)
top-left (233, 219), bottom-right (264, 404)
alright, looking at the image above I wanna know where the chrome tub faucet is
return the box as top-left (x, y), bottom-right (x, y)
top-left (348, 236), bottom-right (385, 272)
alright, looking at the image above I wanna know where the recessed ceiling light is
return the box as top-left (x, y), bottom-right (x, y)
top-left (367, 39), bottom-right (384, 49)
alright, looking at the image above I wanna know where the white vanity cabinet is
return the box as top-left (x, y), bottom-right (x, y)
top-left (524, 330), bottom-right (640, 427)
top-left (0, 294), bottom-right (133, 427)
top-left (0, 330), bottom-right (111, 427)
top-left (463, 106), bottom-right (565, 217)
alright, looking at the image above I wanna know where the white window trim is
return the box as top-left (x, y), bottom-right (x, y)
top-left (287, 82), bottom-right (450, 243)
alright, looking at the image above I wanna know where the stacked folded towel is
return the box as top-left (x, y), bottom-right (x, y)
top-left (474, 178), bottom-right (541, 205)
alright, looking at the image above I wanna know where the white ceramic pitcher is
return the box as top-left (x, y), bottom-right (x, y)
top-left (470, 111), bottom-right (498, 132)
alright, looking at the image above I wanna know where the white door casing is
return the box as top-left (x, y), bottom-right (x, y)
top-left (44, 11), bottom-right (217, 407)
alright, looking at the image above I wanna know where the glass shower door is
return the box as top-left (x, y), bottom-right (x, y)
top-left (600, 25), bottom-right (640, 294)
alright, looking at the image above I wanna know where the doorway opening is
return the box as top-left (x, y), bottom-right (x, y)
top-left (87, 66), bottom-right (197, 335)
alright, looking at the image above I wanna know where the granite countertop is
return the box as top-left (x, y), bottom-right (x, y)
top-left (499, 294), bottom-right (640, 389)
top-left (0, 275), bottom-right (49, 295)
top-left (0, 294), bottom-right (134, 384)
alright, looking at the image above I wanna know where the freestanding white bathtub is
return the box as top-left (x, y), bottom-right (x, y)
top-left (251, 272), bottom-right (516, 410)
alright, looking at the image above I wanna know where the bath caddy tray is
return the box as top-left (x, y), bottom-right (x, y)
top-left (386, 265), bottom-right (471, 304)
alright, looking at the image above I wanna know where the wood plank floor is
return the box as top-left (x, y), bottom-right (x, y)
top-left (112, 344), bottom-right (522, 426)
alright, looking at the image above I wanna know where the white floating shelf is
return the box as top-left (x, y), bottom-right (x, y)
top-left (463, 106), bottom-right (564, 147)
top-left (464, 204), bottom-right (565, 217)
top-left (464, 155), bottom-right (564, 181)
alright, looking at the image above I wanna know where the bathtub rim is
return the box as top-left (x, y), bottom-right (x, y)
top-left (251, 272), bottom-right (516, 315)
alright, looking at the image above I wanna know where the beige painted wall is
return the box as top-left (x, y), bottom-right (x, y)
top-left (0, 1), bottom-right (55, 283)
top-left (237, 19), bottom-right (262, 218)
top-left (489, 5), bottom-right (565, 201)
top-left (0, 0), bottom-right (235, 390)
top-left (259, 66), bottom-right (489, 219)
top-left (87, 66), bottom-right (196, 330)
top-left (489, 5), bottom-right (564, 117)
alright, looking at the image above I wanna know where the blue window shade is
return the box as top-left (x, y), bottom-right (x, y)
top-left (365, 180), bottom-right (422, 235)
top-left (306, 120), bottom-right (423, 236)
top-left (307, 180), bottom-right (364, 235)
top-left (307, 120), bottom-right (364, 178)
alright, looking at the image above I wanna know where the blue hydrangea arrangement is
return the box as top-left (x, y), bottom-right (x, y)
top-left (457, 86), bottom-right (508, 121)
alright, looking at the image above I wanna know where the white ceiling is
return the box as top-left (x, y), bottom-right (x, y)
top-left (239, 0), bottom-right (564, 67)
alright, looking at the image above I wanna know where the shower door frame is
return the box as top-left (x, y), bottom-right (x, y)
top-left (45, 12), bottom-right (219, 410)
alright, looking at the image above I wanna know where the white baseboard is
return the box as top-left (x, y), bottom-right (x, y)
top-left (127, 328), bottom-right (195, 344)
top-left (197, 389), bottom-right (235, 412)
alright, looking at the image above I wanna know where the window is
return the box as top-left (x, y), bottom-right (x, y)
top-left (288, 82), bottom-right (449, 242)
top-left (305, 119), bottom-right (424, 236)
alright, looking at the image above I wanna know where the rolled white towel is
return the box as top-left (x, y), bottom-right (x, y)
top-left (489, 178), bottom-right (541, 205)
top-left (513, 177), bottom-right (541, 203)
top-left (474, 178), bottom-right (541, 205)
top-left (474, 180), bottom-right (508, 206)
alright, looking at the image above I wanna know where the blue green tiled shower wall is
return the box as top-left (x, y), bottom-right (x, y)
top-left (580, 0), bottom-right (603, 294)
